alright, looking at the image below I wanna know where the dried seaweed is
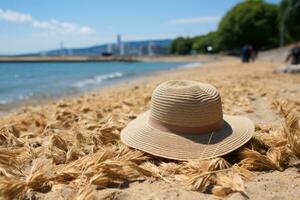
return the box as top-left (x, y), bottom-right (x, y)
top-left (0, 67), bottom-right (299, 199)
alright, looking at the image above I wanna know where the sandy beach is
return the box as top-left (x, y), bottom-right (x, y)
top-left (0, 56), bottom-right (299, 200)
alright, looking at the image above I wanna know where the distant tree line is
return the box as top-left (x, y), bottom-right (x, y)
top-left (169, 0), bottom-right (300, 55)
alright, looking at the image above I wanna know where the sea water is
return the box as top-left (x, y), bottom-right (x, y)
top-left (0, 61), bottom-right (200, 110)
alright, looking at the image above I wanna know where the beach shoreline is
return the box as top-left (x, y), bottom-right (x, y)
top-left (0, 55), bottom-right (226, 115)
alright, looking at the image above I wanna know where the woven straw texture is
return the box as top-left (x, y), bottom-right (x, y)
top-left (121, 80), bottom-right (254, 160)
top-left (150, 80), bottom-right (223, 127)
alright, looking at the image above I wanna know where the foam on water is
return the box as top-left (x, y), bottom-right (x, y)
top-left (74, 72), bottom-right (124, 88)
top-left (178, 62), bottom-right (202, 69)
top-left (0, 100), bottom-right (9, 105)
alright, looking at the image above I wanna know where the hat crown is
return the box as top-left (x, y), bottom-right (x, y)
top-left (150, 80), bottom-right (223, 127)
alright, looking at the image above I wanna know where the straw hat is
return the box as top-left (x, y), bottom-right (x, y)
top-left (121, 80), bottom-right (254, 160)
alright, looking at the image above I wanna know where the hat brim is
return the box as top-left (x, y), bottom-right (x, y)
top-left (121, 110), bottom-right (254, 160)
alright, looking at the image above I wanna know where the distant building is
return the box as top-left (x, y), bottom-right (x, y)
top-left (117, 35), bottom-right (121, 48)
top-left (120, 43), bottom-right (125, 56)
top-left (139, 45), bottom-right (148, 56)
top-left (117, 34), bottom-right (122, 56)
top-left (38, 38), bottom-right (171, 57)
top-left (107, 43), bottom-right (113, 53)
top-left (125, 45), bottom-right (139, 56)
top-left (148, 42), bottom-right (154, 56)
top-left (143, 42), bottom-right (168, 56)
top-left (57, 41), bottom-right (73, 56)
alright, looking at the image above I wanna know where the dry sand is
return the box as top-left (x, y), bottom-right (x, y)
top-left (0, 56), bottom-right (299, 200)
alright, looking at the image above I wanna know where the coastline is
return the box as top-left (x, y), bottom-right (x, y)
top-left (0, 56), bottom-right (299, 199)
top-left (0, 55), bottom-right (223, 115)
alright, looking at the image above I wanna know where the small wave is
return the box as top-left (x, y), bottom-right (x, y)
top-left (178, 62), bottom-right (202, 69)
top-left (0, 95), bottom-right (29, 105)
top-left (74, 72), bottom-right (124, 88)
top-left (0, 100), bottom-right (9, 105)
top-left (18, 94), bottom-right (30, 100)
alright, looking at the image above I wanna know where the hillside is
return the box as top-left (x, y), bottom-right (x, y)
top-left (21, 39), bottom-right (172, 56)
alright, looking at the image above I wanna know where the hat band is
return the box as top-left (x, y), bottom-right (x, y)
top-left (148, 116), bottom-right (224, 134)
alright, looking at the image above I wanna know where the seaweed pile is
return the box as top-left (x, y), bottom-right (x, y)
top-left (0, 63), bottom-right (299, 199)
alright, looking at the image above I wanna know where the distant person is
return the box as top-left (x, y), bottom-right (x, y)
top-left (241, 45), bottom-right (251, 63)
top-left (285, 43), bottom-right (300, 65)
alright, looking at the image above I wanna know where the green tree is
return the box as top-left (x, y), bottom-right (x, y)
top-left (169, 37), bottom-right (193, 55)
top-left (217, 0), bottom-right (279, 51)
top-left (279, 0), bottom-right (300, 45)
top-left (192, 32), bottom-right (219, 53)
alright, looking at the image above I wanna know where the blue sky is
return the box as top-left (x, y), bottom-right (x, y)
top-left (0, 0), bottom-right (280, 54)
